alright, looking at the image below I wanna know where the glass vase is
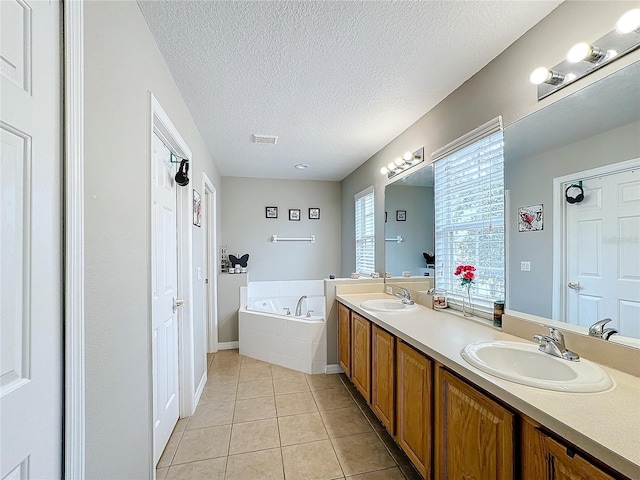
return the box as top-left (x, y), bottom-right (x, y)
top-left (462, 288), bottom-right (474, 317)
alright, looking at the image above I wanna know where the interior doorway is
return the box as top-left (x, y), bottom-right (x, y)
top-left (203, 176), bottom-right (219, 353)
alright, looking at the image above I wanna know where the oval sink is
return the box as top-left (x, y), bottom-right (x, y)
top-left (461, 341), bottom-right (613, 393)
top-left (360, 299), bottom-right (419, 313)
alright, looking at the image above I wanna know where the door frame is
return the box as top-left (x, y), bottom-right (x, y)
top-left (64, 0), bottom-right (85, 477)
top-left (202, 175), bottom-right (219, 353)
top-left (551, 157), bottom-right (640, 321)
top-left (149, 95), bottom-right (196, 445)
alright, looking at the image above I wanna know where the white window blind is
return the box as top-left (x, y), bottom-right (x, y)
top-left (355, 186), bottom-right (375, 275)
top-left (433, 118), bottom-right (505, 312)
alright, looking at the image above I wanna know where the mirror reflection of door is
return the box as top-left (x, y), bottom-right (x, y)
top-left (564, 163), bottom-right (640, 337)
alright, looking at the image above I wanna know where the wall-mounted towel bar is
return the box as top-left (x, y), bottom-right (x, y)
top-left (385, 236), bottom-right (403, 243)
top-left (271, 235), bottom-right (316, 244)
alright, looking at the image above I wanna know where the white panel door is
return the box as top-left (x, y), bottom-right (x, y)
top-left (566, 168), bottom-right (640, 336)
top-left (151, 133), bottom-right (180, 465)
top-left (1, 1), bottom-right (62, 478)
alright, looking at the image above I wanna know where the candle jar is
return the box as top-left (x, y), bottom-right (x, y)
top-left (433, 289), bottom-right (448, 309)
top-left (493, 300), bottom-right (505, 327)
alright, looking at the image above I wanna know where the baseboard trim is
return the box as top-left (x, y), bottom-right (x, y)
top-left (194, 371), bottom-right (207, 407)
top-left (325, 364), bottom-right (344, 374)
top-left (218, 341), bottom-right (239, 350)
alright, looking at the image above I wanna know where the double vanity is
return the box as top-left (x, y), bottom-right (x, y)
top-left (335, 287), bottom-right (639, 480)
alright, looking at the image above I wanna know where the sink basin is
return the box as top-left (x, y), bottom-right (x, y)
top-left (360, 299), bottom-right (419, 313)
top-left (461, 341), bottom-right (613, 393)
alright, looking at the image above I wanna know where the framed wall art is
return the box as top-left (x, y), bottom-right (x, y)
top-left (309, 208), bottom-right (320, 220)
top-left (518, 204), bottom-right (544, 232)
top-left (265, 206), bottom-right (278, 219)
top-left (289, 209), bottom-right (301, 221)
top-left (396, 210), bottom-right (406, 221)
top-left (193, 189), bottom-right (202, 227)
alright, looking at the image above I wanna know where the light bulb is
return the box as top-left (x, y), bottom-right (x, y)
top-left (529, 67), bottom-right (564, 86)
top-left (387, 162), bottom-right (397, 171)
top-left (616, 8), bottom-right (640, 34)
top-left (403, 152), bottom-right (413, 162)
top-left (395, 157), bottom-right (404, 167)
top-left (567, 42), bottom-right (606, 64)
top-left (380, 167), bottom-right (388, 175)
top-left (530, 67), bottom-right (551, 85)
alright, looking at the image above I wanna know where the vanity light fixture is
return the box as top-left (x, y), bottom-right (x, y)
top-left (381, 148), bottom-right (424, 179)
top-left (531, 8), bottom-right (640, 100)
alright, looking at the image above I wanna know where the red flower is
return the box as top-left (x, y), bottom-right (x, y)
top-left (455, 264), bottom-right (476, 287)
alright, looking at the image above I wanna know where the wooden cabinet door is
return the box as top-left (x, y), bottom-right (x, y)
top-left (396, 341), bottom-right (432, 479)
top-left (435, 367), bottom-right (514, 480)
top-left (371, 325), bottom-right (395, 433)
top-left (521, 417), bottom-right (617, 480)
top-left (351, 312), bottom-right (371, 401)
top-left (337, 303), bottom-right (351, 377)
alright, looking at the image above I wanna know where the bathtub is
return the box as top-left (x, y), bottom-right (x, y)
top-left (239, 280), bottom-right (327, 374)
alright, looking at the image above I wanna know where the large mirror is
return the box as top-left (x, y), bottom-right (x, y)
top-left (384, 161), bottom-right (435, 278)
top-left (505, 60), bottom-right (640, 345)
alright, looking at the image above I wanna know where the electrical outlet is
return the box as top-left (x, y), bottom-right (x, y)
top-left (521, 261), bottom-right (531, 272)
top-left (386, 286), bottom-right (393, 294)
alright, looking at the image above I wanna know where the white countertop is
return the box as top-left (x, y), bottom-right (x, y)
top-left (337, 292), bottom-right (640, 479)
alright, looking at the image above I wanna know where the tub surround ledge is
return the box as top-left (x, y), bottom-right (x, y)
top-left (336, 292), bottom-right (640, 480)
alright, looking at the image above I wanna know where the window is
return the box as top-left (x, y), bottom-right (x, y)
top-left (355, 186), bottom-right (375, 275)
top-left (433, 118), bottom-right (504, 313)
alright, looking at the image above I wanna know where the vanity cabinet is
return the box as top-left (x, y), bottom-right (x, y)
top-left (521, 417), bottom-right (620, 480)
top-left (435, 366), bottom-right (514, 480)
top-left (371, 324), bottom-right (395, 434)
top-left (351, 312), bottom-right (371, 401)
top-left (337, 302), bottom-right (351, 377)
top-left (396, 340), bottom-right (432, 479)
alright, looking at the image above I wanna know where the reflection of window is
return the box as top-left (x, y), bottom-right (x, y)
top-left (355, 186), bottom-right (375, 275)
top-left (433, 118), bottom-right (504, 313)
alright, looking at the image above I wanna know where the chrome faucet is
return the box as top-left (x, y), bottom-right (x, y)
top-left (533, 327), bottom-right (580, 362)
top-left (589, 318), bottom-right (619, 340)
top-left (394, 287), bottom-right (415, 305)
top-left (295, 296), bottom-right (307, 316)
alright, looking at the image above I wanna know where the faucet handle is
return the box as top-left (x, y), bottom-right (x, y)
top-left (306, 310), bottom-right (314, 318)
top-left (589, 318), bottom-right (612, 336)
top-left (283, 307), bottom-right (291, 315)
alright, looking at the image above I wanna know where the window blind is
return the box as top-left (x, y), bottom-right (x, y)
top-left (355, 186), bottom-right (375, 275)
top-left (433, 119), bottom-right (505, 311)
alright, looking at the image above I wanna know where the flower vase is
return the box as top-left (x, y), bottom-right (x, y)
top-left (462, 287), bottom-right (474, 317)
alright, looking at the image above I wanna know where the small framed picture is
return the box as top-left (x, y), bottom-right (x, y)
top-left (193, 190), bottom-right (202, 227)
top-left (265, 206), bottom-right (278, 219)
top-left (289, 209), bottom-right (301, 221)
top-left (308, 207), bottom-right (320, 220)
top-left (396, 210), bottom-right (406, 221)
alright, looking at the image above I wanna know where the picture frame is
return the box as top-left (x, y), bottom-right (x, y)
top-left (308, 207), bottom-right (320, 220)
top-left (289, 209), bottom-right (301, 221)
top-left (396, 210), bottom-right (406, 221)
top-left (265, 206), bottom-right (278, 219)
top-left (518, 204), bottom-right (544, 232)
top-left (193, 189), bottom-right (202, 227)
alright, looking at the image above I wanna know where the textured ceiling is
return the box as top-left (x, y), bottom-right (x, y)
top-left (138, 1), bottom-right (562, 181)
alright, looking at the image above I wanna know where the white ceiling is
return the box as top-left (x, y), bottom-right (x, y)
top-left (138, 0), bottom-right (562, 181)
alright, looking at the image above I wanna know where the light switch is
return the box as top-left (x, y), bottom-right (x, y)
top-left (521, 261), bottom-right (531, 272)
top-left (197, 267), bottom-right (202, 280)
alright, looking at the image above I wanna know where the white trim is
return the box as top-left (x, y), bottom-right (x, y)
top-left (324, 364), bottom-right (344, 374)
top-left (431, 116), bottom-right (503, 162)
top-left (552, 157), bottom-right (640, 321)
top-left (218, 341), bottom-right (240, 350)
top-left (193, 369), bottom-right (207, 407)
top-left (202, 175), bottom-right (218, 353)
top-left (354, 185), bottom-right (374, 201)
top-left (64, 1), bottom-right (85, 478)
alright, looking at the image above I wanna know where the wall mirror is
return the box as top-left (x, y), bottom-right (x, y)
top-left (505, 60), bottom-right (640, 347)
top-left (384, 154), bottom-right (435, 279)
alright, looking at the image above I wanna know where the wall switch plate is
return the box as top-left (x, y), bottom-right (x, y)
top-left (386, 286), bottom-right (393, 294)
top-left (521, 261), bottom-right (531, 272)
top-left (197, 267), bottom-right (202, 280)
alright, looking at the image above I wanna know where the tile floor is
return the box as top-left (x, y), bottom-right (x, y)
top-left (156, 350), bottom-right (422, 480)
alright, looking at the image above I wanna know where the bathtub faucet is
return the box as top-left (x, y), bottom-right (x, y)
top-left (295, 296), bottom-right (307, 316)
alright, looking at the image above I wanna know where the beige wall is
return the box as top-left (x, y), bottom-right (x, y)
top-left (340, 1), bottom-right (640, 277)
top-left (84, 1), bottom-right (221, 477)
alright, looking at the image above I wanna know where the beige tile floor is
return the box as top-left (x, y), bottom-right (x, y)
top-left (156, 350), bottom-right (422, 480)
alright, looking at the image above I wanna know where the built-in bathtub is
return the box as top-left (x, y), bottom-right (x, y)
top-left (239, 280), bottom-right (327, 374)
